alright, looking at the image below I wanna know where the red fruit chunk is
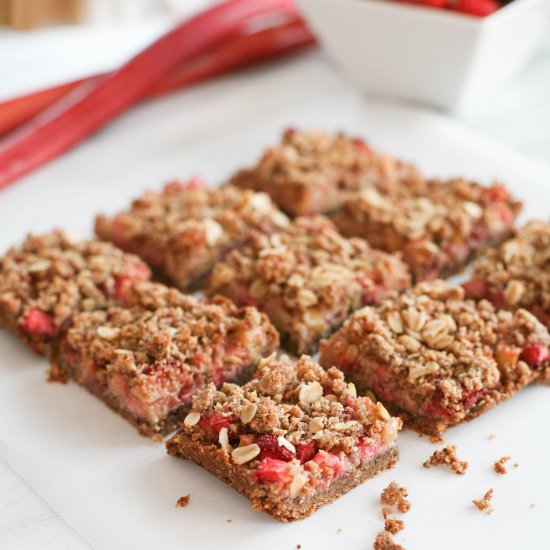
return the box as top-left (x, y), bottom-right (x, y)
top-left (463, 277), bottom-right (487, 300)
top-left (451, 0), bottom-right (499, 16)
top-left (422, 391), bottom-right (452, 421)
top-left (312, 451), bottom-right (345, 480)
top-left (20, 308), bottom-right (58, 337)
top-left (257, 434), bottom-right (295, 462)
top-left (520, 345), bottom-right (550, 369)
top-left (295, 440), bottom-right (316, 464)
top-left (199, 412), bottom-right (230, 440)
top-left (462, 388), bottom-right (488, 409)
top-left (256, 458), bottom-right (292, 484)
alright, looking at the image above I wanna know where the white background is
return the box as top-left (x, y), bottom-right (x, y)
top-left (1, 18), bottom-right (550, 550)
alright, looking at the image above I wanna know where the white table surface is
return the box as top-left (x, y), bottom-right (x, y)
top-left (1, 20), bottom-right (549, 550)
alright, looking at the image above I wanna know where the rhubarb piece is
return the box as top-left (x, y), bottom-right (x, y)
top-left (464, 221), bottom-right (550, 327)
top-left (95, 182), bottom-right (288, 290)
top-left (230, 128), bottom-right (422, 216)
top-left (166, 355), bottom-right (401, 521)
top-left (320, 281), bottom-right (550, 435)
top-left (56, 282), bottom-right (278, 436)
top-left (206, 216), bottom-right (411, 354)
top-left (0, 230), bottom-right (150, 356)
top-left (332, 178), bottom-right (521, 281)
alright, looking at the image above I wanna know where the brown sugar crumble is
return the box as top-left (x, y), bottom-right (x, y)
top-left (423, 445), bottom-right (468, 475)
top-left (494, 456), bottom-right (511, 474)
top-left (374, 531), bottom-right (405, 550)
top-left (384, 517), bottom-right (405, 535)
top-left (176, 495), bottom-right (190, 508)
top-left (380, 481), bottom-right (411, 514)
top-left (473, 489), bottom-right (494, 515)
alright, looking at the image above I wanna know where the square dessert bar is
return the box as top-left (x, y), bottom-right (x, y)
top-left (464, 221), bottom-right (550, 328)
top-left (166, 355), bottom-right (401, 521)
top-left (229, 128), bottom-right (422, 216)
top-left (0, 230), bottom-right (151, 356)
top-left (320, 281), bottom-right (550, 435)
top-left (206, 216), bottom-right (411, 354)
top-left (56, 282), bottom-right (279, 436)
top-left (95, 179), bottom-right (289, 290)
top-left (332, 178), bottom-right (522, 281)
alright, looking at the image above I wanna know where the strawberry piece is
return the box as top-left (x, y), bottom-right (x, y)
top-left (422, 390), bottom-right (452, 420)
top-left (295, 440), bottom-right (316, 464)
top-left (256, 458), bottom-right (293, 484)
top-left (20, 308), bottom-right (58, 337)
top-left (462, 388), bottom-right (488, 409)
top-left (312, 451), bottom-right (345, 480)
top-left (199, 412), bottom-right (230, 440)
top-left (463, 277), bottom-right (487, 300)
top-left (257, 434), bottom-right (295, 461)
top-left (520, 345), bottom-right (550, 369)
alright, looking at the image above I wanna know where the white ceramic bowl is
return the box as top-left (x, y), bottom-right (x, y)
top-left (296, 0), bottom-right (550, 112)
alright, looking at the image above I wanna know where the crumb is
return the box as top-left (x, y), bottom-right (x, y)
top-left (488, 434), bottom-right (496, 440)
top-left (529, 503), bottom-right (536, 509)
top-left (382, 506), bottom-right (394, 520)
top-left (380, 481), bottom-right (411, 513)
top-left (152, 433), bottom-right (163, 444)
top-left (296, 545), bottom-right (302, 549)
top-left (494, 456), bottom-right (511, 474)
top-left (226, 518), bottom-right (233, 523)
top-left (429, 434), bottom-right (444, 444)
top-left (513, 463), bottom-right (519, 468)
top-left (175, 495), bottom-right (190, 508)
top-left (336, 528), bottom-right (343, 533)
top-left (384, 518), bottom-right (405, 535)
top-left (473, 489), bottom-right (494, 515)
top-left (374, 531), bottom-right (405, 550)
top-left (423, 445), bottom-right (468, 475)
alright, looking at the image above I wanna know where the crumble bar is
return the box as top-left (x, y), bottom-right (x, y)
top-left (0, 230), bottom-right (150, 356)
top-left (206, 216), bottom-right (411, 354)
top-left (166, 355), bottom-right (401, 522)
top-left (95, 179), bottom-right (289, 290)
top-left (230, 128), bottom-right (422, 216)
top-left (57, 282), bottom-right (278, 436)
top-left (464, 221), bottom-right (550, 329)
top-left (332, 178), bottom-right (521, 281)
top-left (423, 445), bottom-right (468, 475)
top-left (320, 281), bottom-right (550, 435)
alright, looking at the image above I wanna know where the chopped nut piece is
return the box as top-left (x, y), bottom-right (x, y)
top-left (231, 443), bottom-right (261, 465)
top-left (423, 445), bottom-right (468, 475)
top-left (240, 403), bottom-right (258, 425)
top-left (218, 427), bottom-right (231, 452)
top-left (473, 489), bottom-right (494, 515)
top-left (494, 456), bottom-right (511, 475)
top-left (299, 380), bottom-right (323, 404)
top-left (176, 495), bottom-right (190, 508)
top-left (183, 411), bottom-right (201, 427)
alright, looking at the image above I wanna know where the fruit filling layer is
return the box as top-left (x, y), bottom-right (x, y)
top-left (0, 230), bottom-right (151, 354)
top-left (172, 355), bottom-right (401, 499)
top-left (206, 216), bottom-right (411, 354)
top-left (95, 179), bottom-right (289, 289)
top-left (230, 128), bottom-right (423, 216)
top-left (464, 221), bottom-right (550, 327)
top-left (332, 178), bottom-right (521, 281)
top-left (320, 281), bottom-right (550, 435)
top-left (58, 282), bottom-right (279, 435)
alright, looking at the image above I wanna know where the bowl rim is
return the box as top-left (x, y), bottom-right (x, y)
top-left (309, 0), bottom-right (547, 27)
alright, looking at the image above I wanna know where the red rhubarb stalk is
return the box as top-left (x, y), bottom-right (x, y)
top-left (0, 0), bottom-right (294, 191)
top-left (0, 14), bottom-right (313, 137)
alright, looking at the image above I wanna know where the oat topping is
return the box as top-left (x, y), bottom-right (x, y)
top-left (230, 128), bottom-right (422, 216)
top-left (178, 355), bottom-right (401, 498)
top-left (374, 531), bottom-right (405, 550)
top-left (207, 216), bottom-right (411, 354)
top-left (384, 518), bottom-right (404, 535)
top-left (95, 180), bottom-right (288, 289)
top-left (0, 229), bottom-right (150, 352)
top-left (466, 221), bottom-right (550, 324)
top-left (380, 481), bottom-right (411, 514)
top-left (494, 456), bottom-right (511, 475)
top-left (423, 445), bottom-right (468, 475)
top-left (176, 495), bottom-right (190, 508)
top-left (320, 280), bottom-right (550, 434)
top-left (333, 178), bottom-right (521, 280)
top-left (473, 489), bottom-right (494, 515)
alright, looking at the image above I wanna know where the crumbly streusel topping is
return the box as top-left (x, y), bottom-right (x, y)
top-left (0, 229), bottom-right (150, 326)
top-left (374, 531), bottom-right (405, 550)
top-left (185, 355), bottom-right (400, 459)
top-left (494, 456), bottom-right (511, 474)
top-left (470, 221), bottom-right (550, 312)
top-left (473, 489), bottom-right (494, 515)
top-left (64, 282), bottom-right (278, 378)
top-left (96, 181), bottom-right (288, 253)
top-left (423, 445), bottom-right (468, 475)
top-left (231, 128), bottom-right (422, 193)
top-left (380, 481), bottom-right (411, 514)
top-left (324, 281), bottom-right (549, 403)
top-left (207, 216), bottom-right (411, 317)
